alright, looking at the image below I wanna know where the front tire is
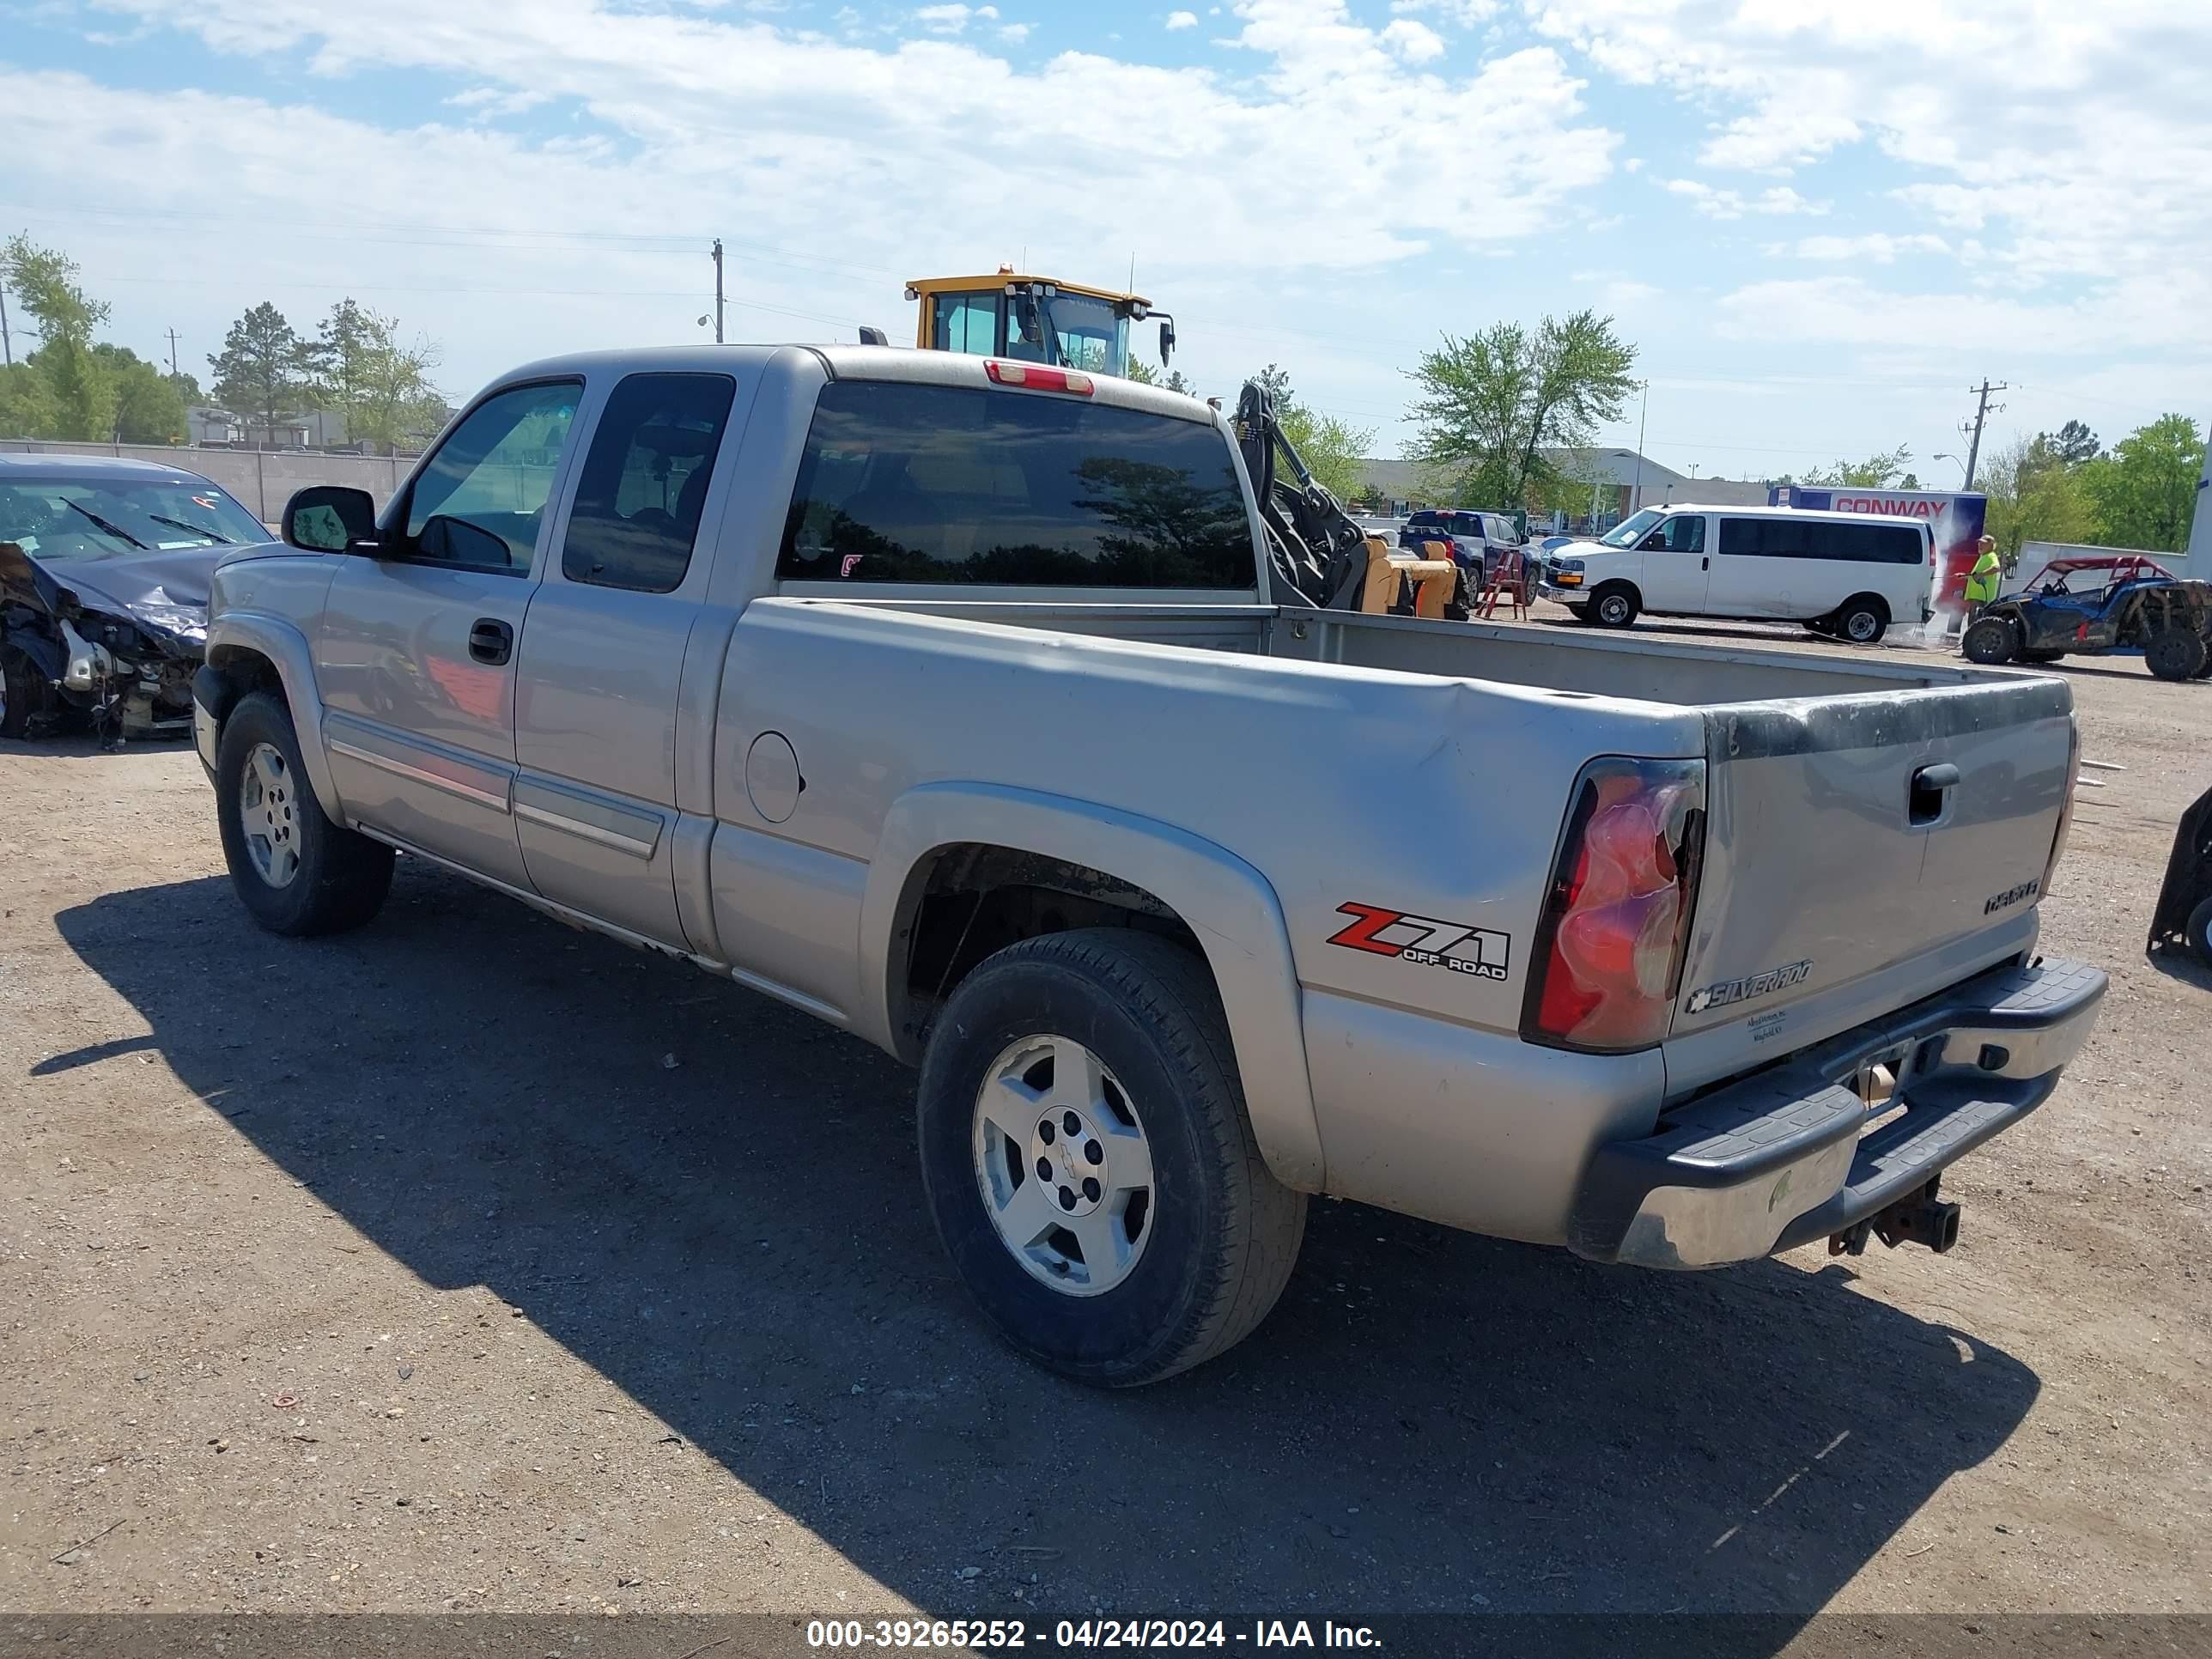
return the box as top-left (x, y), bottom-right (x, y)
top-left (2189, 896), bottom-right (2212, 968)
top-left (216, 691), bottom-right (394, 936)
top-left (1834, 595), bottom-right (1889, 643)
top-left (1, 646), bottom-right (48, 738)
top-left (917, 927), bottom-right (1306, 1387)
top-left (1588, 584), bottom-right (1639, 628)
top-left (1963, 617), bottom-right (2020, 665)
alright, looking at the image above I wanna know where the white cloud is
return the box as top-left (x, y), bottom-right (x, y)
top-left (1531, 0), bottom-right (2212, 289)
top-left (914, 3), bottom-right (991, 33)
top-left (1378, 19), bottom-right (1443, 61)
top-left (1662, 179), bottom-right (1826, 221)
top-left (996, 20), bottom-right (1030, 41)
top-left (1781, 233), bottom-right (1951, 265)
top-left (2, 3), bottom-right (1625, 404)
top-left (1715, 271), bottom-right (2209, 357)
top-left (1165, 9), bottom-right (1197, 27)
top-left (1389, 0), bottom-right (1498, 23)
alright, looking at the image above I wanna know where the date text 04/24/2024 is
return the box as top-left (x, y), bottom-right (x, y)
top-left (804, 1618), bottom-right (1382, 1649)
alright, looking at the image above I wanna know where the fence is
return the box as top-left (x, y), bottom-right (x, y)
top-left (0, 440), bottom-right (420, 525)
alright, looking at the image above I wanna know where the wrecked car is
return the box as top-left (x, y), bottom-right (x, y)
top-left (0, 453), bottom-right (271, 743)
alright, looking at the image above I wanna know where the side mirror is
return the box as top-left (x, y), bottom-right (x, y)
top-left (858, 325), bottom-right (889, 346)
top-left (283, 485), bottom-right (379, 554)
top-left (1158, 317), bottom-right (1177, 364)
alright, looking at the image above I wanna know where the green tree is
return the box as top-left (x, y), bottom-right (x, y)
top-left (1120, 356), bottom-right (1196, 398)
top-left (309, 301), bottom-right (443, 453)
top-left (1, 234), bottom-right (116, 440)
top-left (1983, 433), bottom-right (2099, 561)
top-left (0, 360), bottom-right (57, 437)
top-left (93, 344), bottom-right (189, 443)
top-left (210, 301), bottom-right (314, 440)
top-left (2035, 419), bottom-right (2101, 466)
top-left (1402, 311), bottom-right (1637, 507)
top-left (1796, 447), bottom-right (1916, 488)
top-left (2081, 414), bottom-right (2204, 553)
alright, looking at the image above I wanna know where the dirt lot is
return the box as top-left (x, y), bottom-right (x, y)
top-left (3, 610), bottom-right (2208, 1638)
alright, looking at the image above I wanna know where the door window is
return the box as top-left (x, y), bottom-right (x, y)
top-left (403, 381), bottom-right (581, 573)
top-left (931, 292), bottom-right (1001, 356)
top-left (1643, 514), bottom-right (1705, 553)
top-left (560, 373), bottom-right (737, 592)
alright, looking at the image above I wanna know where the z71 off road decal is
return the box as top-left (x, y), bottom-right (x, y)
top-left (1328, 903), bottom-right (1510, 981)
top-left (1685, 960), bottom-right (1813, 1015)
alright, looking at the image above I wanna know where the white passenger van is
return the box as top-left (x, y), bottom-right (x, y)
top-left (1534, 503), bottom-right (1935, 641)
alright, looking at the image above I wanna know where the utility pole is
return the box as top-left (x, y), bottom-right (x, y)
top-left (165, 328), bottom-right (181, 378)
top-left (711, 239), bottom-right (725, 345)
top-left (1, 281), bottom-right (12, 367)
top-left (1960, 379), bottom-right (2009, 490)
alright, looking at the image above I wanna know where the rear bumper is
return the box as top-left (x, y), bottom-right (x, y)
top-left (1567, 957), bottom-right (2106, 1269)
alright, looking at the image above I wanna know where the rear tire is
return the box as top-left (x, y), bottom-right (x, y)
top-left (1835, 595), bottom-right (1889, 643)
top-left (1589, 584), bottom-right (1639, 628)
top-left (917, 927), bottom-right (1307, 1387)
top-left (2145, 627), bottom-right (2209, 682)
top-left (216, 691), bottom-right (394, 936)
top-left (1963, 617), bottom-right (2019, 665)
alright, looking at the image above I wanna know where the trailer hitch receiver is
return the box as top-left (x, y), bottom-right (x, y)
top-left (1829, 1178), bottom-right (1961, 1257)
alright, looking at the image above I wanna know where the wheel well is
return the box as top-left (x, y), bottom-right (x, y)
top-left (890, 843), bottom-right (1206, 1058)
top-left (204, 646), bottom-right (287, 728)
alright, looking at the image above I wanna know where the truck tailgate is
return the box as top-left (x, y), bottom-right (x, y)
top-left (1667, 674), bottom-right (2075, 1082)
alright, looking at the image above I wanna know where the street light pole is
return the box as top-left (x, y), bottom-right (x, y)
top-left (1934, 452), bottom-right (1970, 487)
top-left (1632, 380), bottom-right (1648, 514)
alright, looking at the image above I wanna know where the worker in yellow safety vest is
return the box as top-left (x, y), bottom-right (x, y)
top-left (1961, 536), bottom-right (2003, 632)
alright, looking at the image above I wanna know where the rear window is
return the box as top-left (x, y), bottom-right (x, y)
top-left (1718, 516), bottom-right (1924, 564)
top-left (777, 382), bottom-right (1254, 589)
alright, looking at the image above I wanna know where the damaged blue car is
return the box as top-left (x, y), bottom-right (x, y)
top-left (0, 453), bottom-right (272, 744)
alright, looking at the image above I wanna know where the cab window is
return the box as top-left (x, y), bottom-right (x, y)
top-left (778, 381), bottom-right (1252, 589)
top-left (560, 373), bottom-right (736, 592)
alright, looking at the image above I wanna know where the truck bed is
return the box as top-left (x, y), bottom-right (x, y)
top-left (808, 595), bottom-right (2072, 1092)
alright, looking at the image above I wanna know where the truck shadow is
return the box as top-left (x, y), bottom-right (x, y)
top-left (54, 866), bottom-right (2039, 1638)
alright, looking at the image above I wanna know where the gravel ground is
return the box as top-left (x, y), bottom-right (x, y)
top-left (2, 609), bottom-right (2207, 1633)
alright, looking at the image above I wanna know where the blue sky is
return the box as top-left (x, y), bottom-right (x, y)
top-left (5, 0), bottom-right (2207, 479)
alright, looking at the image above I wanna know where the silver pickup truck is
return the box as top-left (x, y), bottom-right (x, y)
top-left (192, 344), bottom-right (2106, 1385)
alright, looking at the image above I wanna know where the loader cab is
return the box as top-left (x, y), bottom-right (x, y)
top-left (906, 271), bottom-right (1167, 382)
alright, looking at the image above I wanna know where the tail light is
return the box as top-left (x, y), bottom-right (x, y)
top-left (985, 361), bottom-right (1094, 396)
top-left (2041, 718), bottom-right (2081, 897)
top-left (1522, 757), bottom-right (1706, 1053)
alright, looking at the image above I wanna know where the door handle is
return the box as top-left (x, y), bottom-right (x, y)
top-left (1909, 762), bottom-right (1960, 825)
top-left (469, 617), bottom-right (514, 666)
top-left (1701, 556), bottom-right (1710, 569)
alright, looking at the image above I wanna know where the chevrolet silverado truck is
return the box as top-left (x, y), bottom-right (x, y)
top-left (191, 344), bottom-right (2106, 1386)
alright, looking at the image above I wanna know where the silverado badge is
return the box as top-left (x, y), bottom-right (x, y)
top-left (1685, 960), bottom-right (1813, 1015)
